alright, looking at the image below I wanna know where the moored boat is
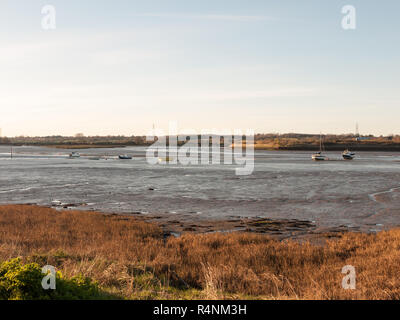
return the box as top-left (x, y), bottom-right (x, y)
top-left (158, 157), bottom-right (173, 163)
top-left (342, 149), bottom-right (355, 160)
top-left (312, 134), bottom-right (327, 161)
top-left (118, 154), bottom-right (132, 160)
top-left (312, 152), bottom-right (327, 161)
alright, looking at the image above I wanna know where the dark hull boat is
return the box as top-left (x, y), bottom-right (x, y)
top-left (118, 155), bottom-right (132, 160)
top-left (342, 150), bottom-right (355, 160)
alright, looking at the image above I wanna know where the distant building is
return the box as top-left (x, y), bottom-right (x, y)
top-left (355, 136), bottom-right (372, 141)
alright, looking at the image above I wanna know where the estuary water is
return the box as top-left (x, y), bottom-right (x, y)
top-left (1, 145), bottom-right (399, 231)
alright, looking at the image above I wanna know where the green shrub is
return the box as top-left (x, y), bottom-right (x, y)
top-left (0, 258), bottom-right (110, 300)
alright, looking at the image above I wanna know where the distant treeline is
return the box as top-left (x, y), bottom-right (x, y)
top-left (0, 135), bottom-right (153, 147)
top-left (254, 134), bottom-right (400, 151)
top-left (1, 134), bottom-right (400, 151)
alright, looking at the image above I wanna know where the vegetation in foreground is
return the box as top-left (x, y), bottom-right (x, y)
top-left (0, 258), bottom-right (108, 300)
top-left (0, 205), bottom-right (399, 300)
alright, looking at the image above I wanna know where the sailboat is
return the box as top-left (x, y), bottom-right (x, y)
top-left (342, 149), bottom-right (355, 160)
top-left (312, 134), bottom-right (327, 161)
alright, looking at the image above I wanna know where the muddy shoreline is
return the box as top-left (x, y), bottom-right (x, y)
top-left (44, 203), bottom-right (366, 243)
top-left (128, 212), bottom-right (368, 244)
top-left (15, 202), bottom-right (396, 244)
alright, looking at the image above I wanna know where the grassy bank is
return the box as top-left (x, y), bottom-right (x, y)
top-left (0, 205), bottom-right (399, 300)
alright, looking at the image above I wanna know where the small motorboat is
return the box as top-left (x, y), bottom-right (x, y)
top-left (312, 152), bottom-right (327, 161)
top-left (118, 154), bottom-right (132, 160)
top-left (342, 149), bottom-right (355, 160)
top-left (69, 152), bottom-right (80, 158)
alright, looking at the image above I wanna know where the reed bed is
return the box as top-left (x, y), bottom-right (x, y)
top-left (0, 205), bottom-right (399, 300)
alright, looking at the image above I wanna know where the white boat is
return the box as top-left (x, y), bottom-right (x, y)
top-left (312, 152), bottom-right (327, 161)
top-left (69, 152), bottom-right (80, 158)
top-left (312, 134), bottom-right (327, 161)
top-left (342, 149), bottom-right (355, 160)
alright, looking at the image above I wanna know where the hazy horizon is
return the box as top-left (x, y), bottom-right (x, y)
top-left (1, 0), bottom-right (399, 136)
top-left (0, 130), bottom-right (392, 138)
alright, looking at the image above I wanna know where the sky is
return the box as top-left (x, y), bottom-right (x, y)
top-left (0, 0), bottom-right (399, 136)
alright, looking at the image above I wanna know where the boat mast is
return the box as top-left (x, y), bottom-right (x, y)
top-left (319, 133), bottom-right (322, 153)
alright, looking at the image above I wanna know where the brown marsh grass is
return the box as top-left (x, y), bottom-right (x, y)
top-left (0, 205), bottom-right (399, 300)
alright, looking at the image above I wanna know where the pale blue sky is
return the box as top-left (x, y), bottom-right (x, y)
top-left (0, 0), bottom-right (399, 136)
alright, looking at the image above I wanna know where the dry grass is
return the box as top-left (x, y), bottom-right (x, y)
top-left (0, 205), bottom-right (399, 300)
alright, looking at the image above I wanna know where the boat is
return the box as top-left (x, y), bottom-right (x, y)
top-left (158, 157), bottom-right (173, 163)
top-left (342, 149), bottom-right (355, 160)
top-left (312, 134), bottom-right (327, 161)
top-left (312, 152), bottom-right (327, 161)
top-left (69, 152), bottom-right (80, 158)
top-left (118, 154), bottom-right (132, 160)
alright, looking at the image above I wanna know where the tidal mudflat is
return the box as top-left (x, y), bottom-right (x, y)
top-left (1, 145), bottom-right (399, 236)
